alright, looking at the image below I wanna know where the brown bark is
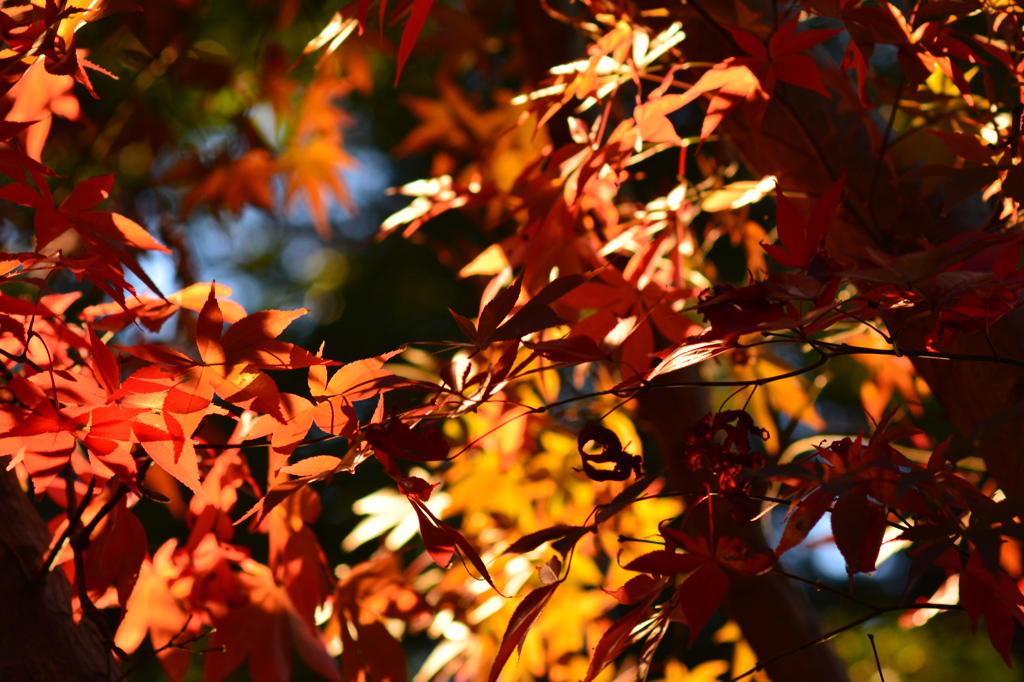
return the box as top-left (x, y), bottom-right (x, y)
top-left (0, 468), bottom-right (118, 681)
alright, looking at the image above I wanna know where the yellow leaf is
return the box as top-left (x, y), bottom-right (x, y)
top-left (459, 244), bottom-right (510, 278)
top-left (700, 176), bottom-right (776, 213)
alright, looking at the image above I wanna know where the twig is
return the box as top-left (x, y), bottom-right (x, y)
top-left (772, 568), bottom-right (878, 610)
top-left (729, 602), bottom-right (961, 680)
top-left (41, 474), bottom-right (97, 576)
top-left (868, 76), bottom-right (906, 233)
top-left (117, 617), bottom-right (221, 680)
top-left (869, 633), bottom-right (885, 682)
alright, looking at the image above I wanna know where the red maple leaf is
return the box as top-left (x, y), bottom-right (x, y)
top-left (672, 16), bottom-right (841, 140)
top-left (308, 349), bottom-right (407, 438)
top-left (203, 559), bottom-right (341, 682)
top-left (81, 282), bottom-right (247, 333)
top-left (327, 554), bottom-right (431, 682)
top-left (121, 286), bottom-right (331, 420)
top-left (118, 287), bottom-right (332, 492)
top-left (762, 172), bottom-right (845, 270)
top-left (0, 174), bottom-right (170, 296)
top-left (768, 422), bottom-right (917, 575)
top-left (625, 523), bottom-right (773, 645)
top-left (0, 328), bottom-right (171, 492)
top-left (938, 548), bottom-right (1024, 667)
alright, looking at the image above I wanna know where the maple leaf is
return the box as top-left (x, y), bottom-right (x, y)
top-left (691, 282), bottom-right (801, 342)
top-left (727, 17), bottom-right (840, 97)
top-left (401, 491), bottom-right (501, 593)
top-left (450, 270), bottom-right (586, 349)
top-left (243, 393), bottom-right (319, 477)
top-left (115, 288), bottom-right (332, 494)
top-left (394, 0), bottom-right (435, 84)
top-left (0, 339), bottom-right (174, 491)
top-left (762, 172), bottom-right (845, 269)
top-left (81, 282), bottom-right (247, 333)
top-left (325, 554), bottom-right (431, 682)
top-left (4, 59), bottom-right (82, 160)
top-left (353, 0), bottom-right (437, 83)
top-left (179, 149), bottom-right (279, 220)
top-left (582, 582), bottom-right (667, 681)
top-left (122, 286), bottom-right (331, 420)
top-left (624, 524), bottom-right (773, 645)
top-left (675, 17), bottom-right (840, 140)
top-left (115, 540), bottom-right (197, 681)
top-left (392, 76), bottom-right (524, 163)
top-left (280, 138), bottom-right (354, 240)
top-left (0, 289), bottom-right (84, 370)
top-left (644, 339), bottom-right (732, 382)
top-left (43, 40), bottom-right (115, 100)
top-left (938, 548), bottom-right (1024, 667)
top-left (845, 330), bottom-right (930, 421)
top-left (560, 267), bottom-right (699, 381)
top-left (766, 421), bottom-right (925, 575)
top-left (235, 474), bottom-right (320, 528)
top-left (0, 116), bottom-right (55, 183)
top-left (266, 486), bottom-right (332, 629)
top-left (889, 7), bottom-right (982, 107)
top-left (0, 174), bottom-right (170, 295)
top-left (307, 349), bottom-right (407, 440)
top-left (204, 559), bottom-right (340, 682)
top-left (488, 582), bottom-right (560, 682)
top-left (60, 496), bottom-right (147, 612)
top-left (11, 251), bottom-right (142, 309)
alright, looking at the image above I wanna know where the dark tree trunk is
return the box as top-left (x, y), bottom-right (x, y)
top-left (0, 468), bottom-right (117, 681)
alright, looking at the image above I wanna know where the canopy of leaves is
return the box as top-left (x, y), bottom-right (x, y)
top-left (1, 1), bottom-right (1024, 681)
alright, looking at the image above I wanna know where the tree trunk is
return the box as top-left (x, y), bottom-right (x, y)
top-left (0, 468), bottom-right (118, 681)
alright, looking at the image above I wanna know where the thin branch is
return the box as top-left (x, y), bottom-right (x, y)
top-left (869, 633), bottom-right (885, 682)
top-left (772, 567), bottom-right (878, 610)
top-left (117, 617), bottom-right (221, 680)
top-left (434, 340), bottom-right (1024, 439)
top-left (0, 346), bottom-right (44, 373)
top-left (41, 474), bottom-right (97, 575)
top-left (729, 601), bottom-right (961, 681)
top-left (868, 75), bottom-right (906, 233)
top-left (812, 341), bottom-right (1024, 371)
